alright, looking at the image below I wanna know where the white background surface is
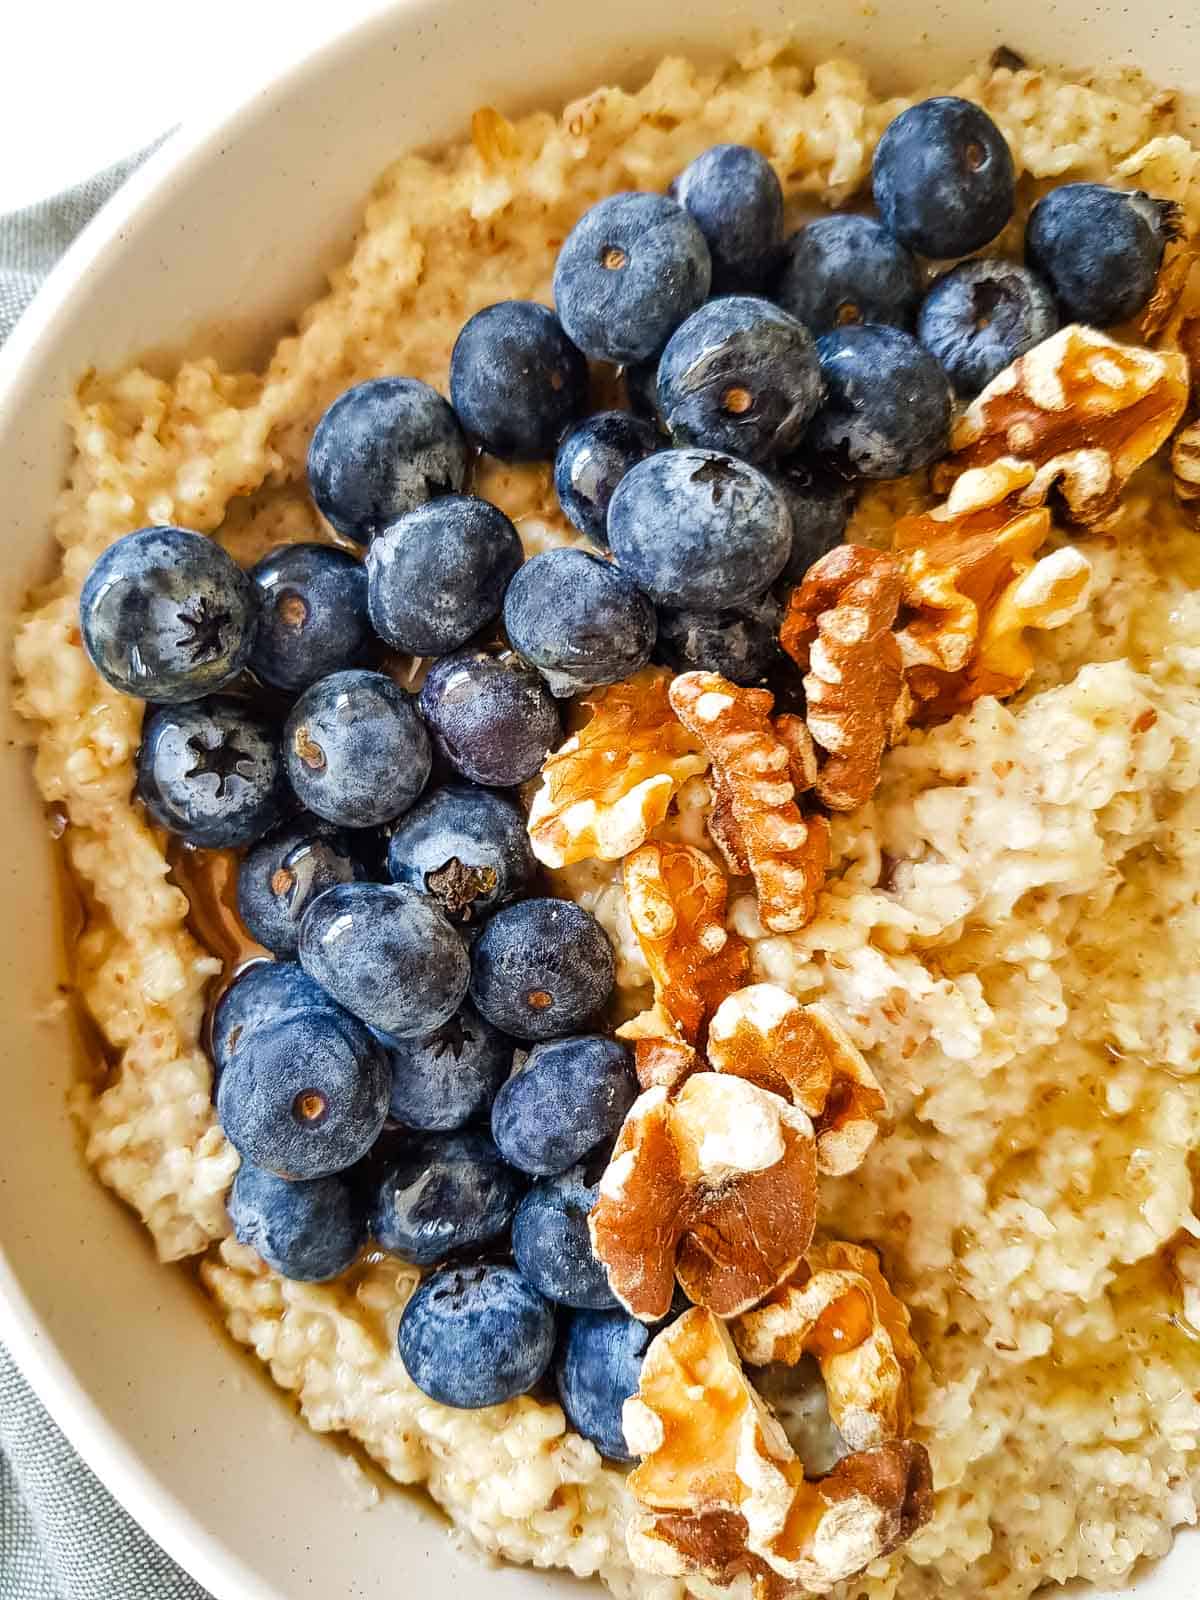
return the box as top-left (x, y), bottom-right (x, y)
top-left (0, 0), bottom-right (391, 212)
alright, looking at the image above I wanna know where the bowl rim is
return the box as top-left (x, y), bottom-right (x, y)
top-left (0, 6), bottom-right (416, 1592)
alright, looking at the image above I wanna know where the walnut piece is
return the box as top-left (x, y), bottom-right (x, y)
top-left (733, 1241), bottom-right (921, 1450)
top-left (668, 673), bottom-right (829, 931)
top-left (779, 546), bottom-right (908, 813)
top-left (706, 985), bottom-right (887, 1177)
top-left (893, 500), bottom-right (1093, 719)
top-left (616, 841), bottom-right (749, 1047)
top-left (633, 1036), bottom-right (700, 1093)
top-left (1173, 419), bottom-right (1200, 517)
top-left (589, 1074), bottom-right (818, 1320)
top-left (625, 1305), bottom-right (932, 1594)
top-left (526, 668), bottom-right (708, 868)
top-left (935, 324), bottom-right (1189, 527)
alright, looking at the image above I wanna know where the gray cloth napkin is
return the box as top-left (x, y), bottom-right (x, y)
top-left (0, 142), bottom-right (212, 1600)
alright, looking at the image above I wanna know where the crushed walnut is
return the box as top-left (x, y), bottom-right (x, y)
top-left (588, 1073), bottom-right (818, 1320)
top-left (616, 841), bottom-right (749, 1046)
top-left (624, 1301), bottom-right (932, 1594)
top-left (526, 667), bottom-right (708, 868)
top-left (669, 672), bottom-right (830, 931)
top-left (934, 323), bottom-right (1188, 527)
top-left (706, 984), bottom-right (887, 1177)
top-left (780, 546), bottom-right (909, 812)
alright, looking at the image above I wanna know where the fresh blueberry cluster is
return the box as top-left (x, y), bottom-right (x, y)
top-left (76, 91), bottom-right (1180, 1455)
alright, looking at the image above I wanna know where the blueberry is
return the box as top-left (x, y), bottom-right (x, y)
top-left (228, 1161), bottom-right (365, 1282)
top-left (554, 411), bottom-right (659, 544)
top-left (370, 1130), bottom-right (524, 1266)
top-left (1026, 183), bottom-right (1181, 327)
top-left (216, 1006), bottom-right (389, 1179)
top-left (299, 881), bottom-right (469, 1038)
top-left (365, 495), bottom-right (522, 657)
top-left (137, 696), bottom-right (285, 849)
top-left (872, 96), bottom-right (1015, 259)
top-left (383, 1000), bottom-right (514, 1130)
top-left (449, 301), bottom-right (588, 462)
top-left (557, 1309), bottom-right (657, 1459)
top-left (237, 818), bottom-right (366, 959)
top-left (553, 193), bottom-right (712, 365)
top-left (775, 214), bottom-right (921, 334)
top-left (307, 377), bottom-right (469, 545)
top-left (657, 591), bottom-right (782, 686)
top-left (918, 258), bottom-right (1059, 396)
top-left (248, 542), bottom-right (370, 693)
top-left (503, 549), bottom-right (656, 698)
top-left (284, 669), bottom-right (431, 828)
top-left (623, 362), bottom-right (666, 431)
top-left (656, 296), bottom-right (823, 463)
top-left (511, 1159), bottom-right (616, 1309)
top-left (398, 1263), bottom-right (556, 1408)
top-left (418, 648), bottom-right (562, 788)
top-left (79, 525), bottom-right (258, 704)
top-left (668, 143), bottom-right (784, 293)
top-left (387, 784), bottom-right (534, 927)
top-left (491, 1034), bottom-right (634, 1175)
top-left (471, 901), bottom-right (616, 1043)
top-left (772, 460), bottom-right (855, 584)
top-left (809, 325), bottom-right (953, 479)
top-left (607, 448), bottom-right (791, 611)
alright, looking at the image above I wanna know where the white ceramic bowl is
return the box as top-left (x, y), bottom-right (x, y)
top-left (2, 3), bottom-right (1199, 1596)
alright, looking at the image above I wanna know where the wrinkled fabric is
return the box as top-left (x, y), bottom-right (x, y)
top-left (1, 135), bottom-right (210, 1600)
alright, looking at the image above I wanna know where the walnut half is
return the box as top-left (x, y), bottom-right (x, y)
top-left (624, 1300), bottom-right (932, 1594)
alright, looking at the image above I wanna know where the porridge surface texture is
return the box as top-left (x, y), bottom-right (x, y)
top-left (13, 38), bottom-right (1200, 1600)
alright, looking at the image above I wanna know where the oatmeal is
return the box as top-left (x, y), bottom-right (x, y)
top-left (13, 36), bottom-right (1200, 1600)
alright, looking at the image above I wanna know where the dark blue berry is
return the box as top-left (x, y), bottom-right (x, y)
top-left (918, 258), bottom-right (1059, 396)
top-left (211, 960), bottom-right (335, 1077)
top-left (772, 460), bottom-right (854, 584)
top-left (418, 648), bottom-right (561, 788)
top-left (216, 1007), bottom-right (389, 1179)
top-left (365, 494), bottom-right (522, 656)
top-left (471, 900), bottom-right (615, 1043)
top-left (137, 696), bottom-right (285, 849)
top-left (657, 591), bottom-right (782, 685)
top-left (79, 526), bottom-right (258, 704)
top-left (491, 1034), bottom-right (634, 1176)
top-left (1025, 183), bottom-right (1181, 327)
top-left (557, 1309), bottom-right (657, 1460)
top-left (248, 542), bottom-right (369, 693)
top-left (386, 784), bottom-right (534, 927)
top-left (503, 549), bottom-right (656, 698)
top-left (398, 1263), bottom-right (556, 1408)
top-left (656, 296), bottom-right (823, 462)
top-left (370, 1130), bottom-right (524, 1266)
top-left (553, 193), bottom-right (711, 365)
top-left (307, 377), bottom-right (468, 546)
top-left (810, 325), bottom-right (953, 479)
top-left (669, 144), bottom-right (784, 293)
top-left (554, 412), bottom-right (659, 544)
top-left (872, 96), bottom-right (1015, 259)
top-left (237, 818), bottom-right (365, 959)
top-left (775, 214), bottom-right (921, 334)
top-left (607, 448), bottom-right (791, 611)
top-left (284, 669), bottom-right (431, 828)
top-left (299, 880), bottom-right (469, 1038)
top-left (228, 1161), bottom-right (365, 1282)
top-left (511, 1160), bottom-right (616, 1309)
top-left (449, 301), bottom-right (588, 462)
top-left (383, 1000), bottom-right (514, 1131)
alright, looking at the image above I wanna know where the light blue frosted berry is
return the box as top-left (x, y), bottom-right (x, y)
top-left (491, 1033), bottom-right (635, 1177)
top-left (503, 548), bottom-right (656, 698)
top-left (228, 1161), bottom-right (365, 1282)
top-left (284, 669), bottom-right (431, 828)
top-left (398, 1263), bottom-right (557, 1409)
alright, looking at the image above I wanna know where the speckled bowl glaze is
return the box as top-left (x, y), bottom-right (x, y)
top-left (0, 2), bottom-right (1197, 1596)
